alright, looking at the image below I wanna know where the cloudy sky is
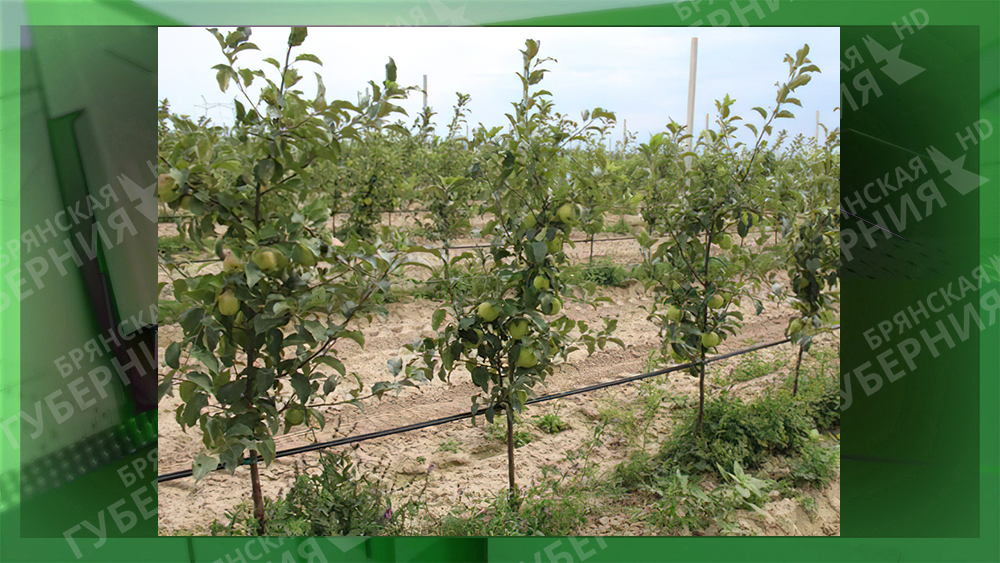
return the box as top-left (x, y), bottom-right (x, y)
top-left (159, 26), bottom-right (839, 147)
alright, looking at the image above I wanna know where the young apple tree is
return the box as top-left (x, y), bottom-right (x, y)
top-left (639, 45), bottom-right (822, 430)
top-left (400, 40), bottom-right (621, 500)
top-left (158, 27), bottom-right (415, 535)
top-left (784, 128), bottom-right (840, 395)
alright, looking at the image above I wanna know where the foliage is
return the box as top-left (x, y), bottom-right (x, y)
top-left (637, 44), bottom-right (824, 430)
top-left (659, 392), bottom-right (812, 474)
top-left (208, 452), bottom-right (424, 536)
top-left (158, 27), bottom-right (420, 534)
top-left (534, 412), bottom-right (570, 434)
top-left (647, 462), bottom-right (774, 534)
top-left (438, 439), bottom-right (462, 453)
top-left (399, 39), bottom-right (621, 495)
top-left (790, 441), bottom-right (839, 486)
top-left (439, 481), bottom-right (586, 536)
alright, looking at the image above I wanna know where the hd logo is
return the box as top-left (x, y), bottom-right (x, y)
top-left (841, 9), bottom-right (929, 112)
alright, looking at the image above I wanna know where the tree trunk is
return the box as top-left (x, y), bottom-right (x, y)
top-left (244, 345), bottom-right (265, 535)
top-left (506, 402), bottom-right (517, 501)
top-left (697, 358), bottom-right (706, 432)
top-left (792, 344), bottom-right (805, 396)
top-left (589, 234), bottom-right (595, 263)
top-left (249, 450), bottom-right (265, 535)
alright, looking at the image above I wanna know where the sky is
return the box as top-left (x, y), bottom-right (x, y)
top-left (159, 27), bottom-right (839, 148)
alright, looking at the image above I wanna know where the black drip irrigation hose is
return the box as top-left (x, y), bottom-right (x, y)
top-left (157, 325), bottom-right (839, 483)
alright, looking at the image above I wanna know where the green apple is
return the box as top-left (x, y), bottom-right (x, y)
top-left (253, 249), bottom-right (278, 271)
top-left (665, 305), bottom-right (682, 322)
top-left (509, 319), bottom-right (529, 340)
top-left (218, 289), bottom-right (239, 316)
top-left (477, 302), bottom-right (500, 322)
top-left (789, 318), bottom-right (804, 334)
top-left (701, 332), bottom-right (721, 348)
top-left (523, 213), bottom-right (537, 230)
top-left (717, 234), bottom-right (733, 250)
top-left (222, 252), bottom-right (242, 273)
top-left (556, 203), bottom-right (575, 223)
top-left (533, 275), bottom-right (550, 291)
top-left (363, 197), bottom-right (373, 206)
top-left (546, 236), bottom-right (563, 255)
top-left (709, 294), bottom-right (724, 309)
top-left (547, 298), bottom-right (562, 316)
top-left (285, 408), bottom-right (305, 426)
top-left (157, 174), bottom-right (180, 202)
top-left (517, 348), bottom-right (538, 368)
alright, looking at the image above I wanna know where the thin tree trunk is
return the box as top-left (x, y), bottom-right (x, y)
top-left (792, 344), bottom-right (805, 396)
top-left (697, 359), bottom-right (706, 432)
top-left (249, 451), bottom-right (265, 535)
top-left (506, 401), bottom-right (517, 501)
top-left (244, 345), bottom-right (265, 535)
top-left (589, 234), bottom-right (595, 263)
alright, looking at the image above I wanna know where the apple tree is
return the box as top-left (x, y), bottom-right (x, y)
top-left (158, 27), bottom-right (416, 535)
top-left (784, 128), bottom-right (840, 395)
top-left (400, 40), bottom-right (621, 499)
top-left (638, 45), bottom-right (821, 430)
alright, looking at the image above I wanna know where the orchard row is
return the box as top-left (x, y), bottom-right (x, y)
top-left (157, 27), bottom-right (839, 533)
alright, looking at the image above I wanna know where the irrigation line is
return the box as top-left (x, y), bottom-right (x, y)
top-left (157, 325), bottom-right (839, 483)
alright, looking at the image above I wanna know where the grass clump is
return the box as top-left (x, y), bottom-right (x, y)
top-left (439, 482), bottom-right (587, 536)
top-left (534, 412), bottom-right (570, 434)
top-left (658, 391), bottom-right (812, 474)
top-left (208, 452), bottom-right (424, 536)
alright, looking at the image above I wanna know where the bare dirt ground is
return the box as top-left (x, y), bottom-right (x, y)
top-left (156, 217), bottom-right (839, 536)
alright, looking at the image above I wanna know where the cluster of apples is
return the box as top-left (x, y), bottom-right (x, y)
top-left (214, 238), bottom-right (334, 317)
top-left (663, 290), bottom-right (730, 352)
top-left (471, 202), bottom-right (581, 369)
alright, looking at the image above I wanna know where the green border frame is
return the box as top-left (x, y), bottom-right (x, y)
top-left (1, 0), bottom-right (997, 562)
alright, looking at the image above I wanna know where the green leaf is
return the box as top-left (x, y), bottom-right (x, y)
top-left (295, 53), bottom-right (322, 66)
top-left (165, 342), bottom-right (181, 369)
top-left (751, 107), bottom-right (767, 120)
top-left (192, 452), bottom-right (219, 481)
top-left (317, 356), bottom-right (346, 376)
top-left (216, 381), bottom-right (244, 405)
top-left (290, 373), bottom-right (311, 403)
top-left (288, 27), bottom-right (308, 47)
top-left (432, 309), bottom-right (446, 331)
top-left (187, 372), bottom-right (214, 393)
top-left (245, 261), bottom-right (264, 289)
top-left (385, 57), bottom-right (397, 82)
top-left (214, 66), bottom-right (233, 93)
top-left (254, 159), bottom-right (275, 185)
top-left (190, 348), bottom-right (221, 375)
top-left (472, 366), bottom-right (490, 391)
top-left (529, 241), bottom-right (548, 264)
top-left (258, 438), bottom-right (276, 466)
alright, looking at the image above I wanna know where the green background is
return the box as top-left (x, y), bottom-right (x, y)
top-left (1, 0), bottom-right (998, 561)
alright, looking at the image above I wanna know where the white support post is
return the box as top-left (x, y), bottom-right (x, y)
top-left (685, 37), bottom-right (699, 172)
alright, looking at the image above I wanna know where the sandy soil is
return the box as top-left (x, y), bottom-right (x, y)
top-left (157, 219), bottom-right (839, 536)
